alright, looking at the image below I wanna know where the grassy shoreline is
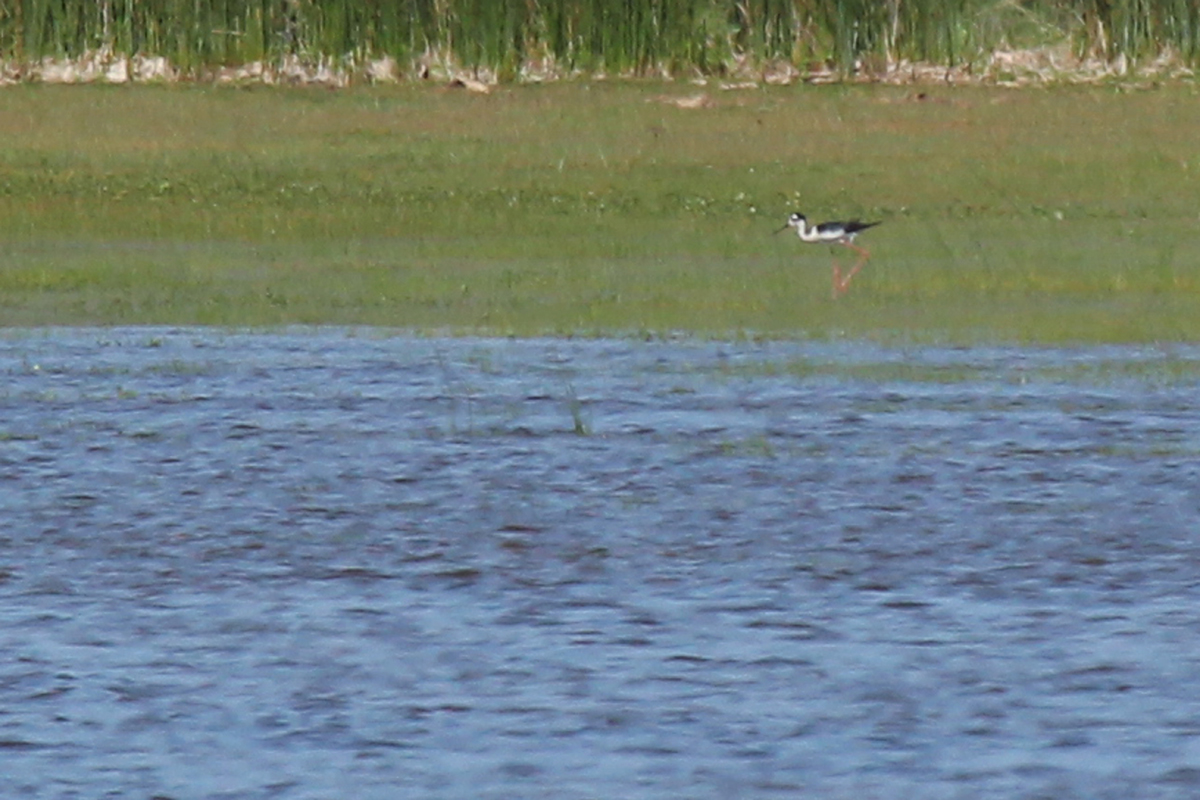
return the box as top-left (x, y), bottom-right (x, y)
top-left (0, 82), bottom-right (1198, 343)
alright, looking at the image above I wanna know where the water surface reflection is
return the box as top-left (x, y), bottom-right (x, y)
top-left (2, 329), bottom-right (1199, 799)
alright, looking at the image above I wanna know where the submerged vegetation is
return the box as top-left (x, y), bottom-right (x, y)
top-left (0, 82), bottom-right (1197, 343)
top-left (0, 0), bottom-right (1198, 82)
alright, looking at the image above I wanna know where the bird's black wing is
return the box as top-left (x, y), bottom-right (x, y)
top-left (842, 220), bottom-right (881, 235)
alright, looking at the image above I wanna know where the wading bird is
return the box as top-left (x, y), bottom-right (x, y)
top-left (775, 212), bottom-right (880, 297)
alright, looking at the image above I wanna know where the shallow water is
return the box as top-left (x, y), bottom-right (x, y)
top-left (3, 329), bottom-right (1200, 800)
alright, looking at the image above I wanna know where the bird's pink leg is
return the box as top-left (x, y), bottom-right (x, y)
top-left (833, 244), bottom-right (870, 295)
top-left (831, 258), bottom-right (843, 299)
top-left (836, 259), bottom-right (864, 293)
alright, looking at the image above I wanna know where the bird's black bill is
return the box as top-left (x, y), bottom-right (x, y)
top-left (773, 224), bottom-right (789, 235)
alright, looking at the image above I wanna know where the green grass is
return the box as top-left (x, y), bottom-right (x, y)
top-left (0, 82), bottom-right (1199, 342)
top-left (3, 1), bottom-right (1198, 76)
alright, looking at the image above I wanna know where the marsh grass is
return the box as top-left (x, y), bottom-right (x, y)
top-left (3, 1), bottom-right (1198, 77)
top-left (0, 83), bottom-right (1198, 343)
top-left (564, 382), bottom-right (592, 436)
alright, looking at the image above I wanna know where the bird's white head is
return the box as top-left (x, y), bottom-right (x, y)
top-left (774, 211), bottom-right (808, 235)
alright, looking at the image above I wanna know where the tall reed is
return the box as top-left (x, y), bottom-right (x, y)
top-left (0, 1), bottom-right (1197, 76)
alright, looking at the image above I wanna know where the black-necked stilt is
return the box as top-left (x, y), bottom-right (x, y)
top-left (775, 212), bottom-right (880, 297)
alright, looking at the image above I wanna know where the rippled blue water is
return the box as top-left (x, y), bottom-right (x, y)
top-left (3, 328), bottom-right (1200, 800)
